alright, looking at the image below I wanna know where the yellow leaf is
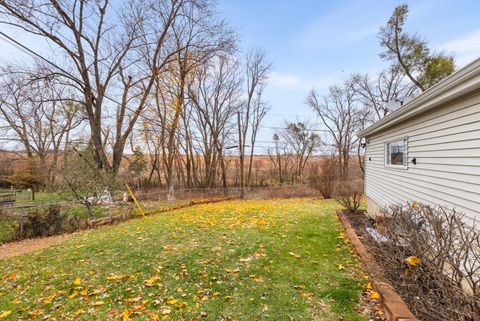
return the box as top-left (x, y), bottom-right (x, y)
top-left (91, 301), bottom-right (105, 307)
top-left (68, 291), bottom-right (79, 299)
top-left (337, 264), bottom-right (345, 270)
top-left (107, 274), bottom-right (123, 281)
top-left (43, 294), bottom-right (56, 304)
top-left (0, 311), bottom-right (12, 319)
top-left (166, 298), bottom-right (178, 305)
top-left (80, 290), bottom-right (88, 297)
top-left (412, 201), bottom-right (418, 209)
top-left (120, 309), bottom-right (133, 321)
top-left (88, 271), bottom-right (95, 275)
top-left (73, 277), bottom-right (82, 286)
top-left (405, 256), bottom-right (421, 267)
top-left (144, 276), bottom-right (161, 286)
top-left (364, 282), bottom-right (373, 290)
top-left (29, 309), bottom-right (44, 316)
top-left (90, 289), bottom-right (102, 295)
top-left (73, 309), bottom-right (85, 316)
top-left (370, 291), bottom-right (380, 300)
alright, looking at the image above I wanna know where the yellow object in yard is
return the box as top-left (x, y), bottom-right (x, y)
top-left (125, 183), bottom-right (145, 217)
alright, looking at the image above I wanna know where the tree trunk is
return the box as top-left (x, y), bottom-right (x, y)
top-left (237, 112), bottom-right (245, 198)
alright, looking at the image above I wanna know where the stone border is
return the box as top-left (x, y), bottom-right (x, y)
top-left (337, 210), bottom-right (419, 321)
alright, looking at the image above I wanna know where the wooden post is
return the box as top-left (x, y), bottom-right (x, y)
top-left (237, 112), bottom-right (244, 199)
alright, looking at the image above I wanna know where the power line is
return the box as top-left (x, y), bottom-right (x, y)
top-left (259, 125), bottom-right (336, 133)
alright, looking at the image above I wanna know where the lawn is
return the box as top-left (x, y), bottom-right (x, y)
top-left (0, 199), bottom-right (367, 320)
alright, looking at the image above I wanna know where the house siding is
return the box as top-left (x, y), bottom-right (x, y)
top-left (364, 90), bottom-right (480, 224)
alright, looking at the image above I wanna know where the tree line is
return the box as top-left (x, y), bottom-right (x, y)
top-left (0, 2), bottom-right (456, 200)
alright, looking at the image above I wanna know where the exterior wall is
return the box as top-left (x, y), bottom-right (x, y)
top-left (366, 196), bottom-right (383, 218)
top-left (364, 90), bottom-right (480, 224)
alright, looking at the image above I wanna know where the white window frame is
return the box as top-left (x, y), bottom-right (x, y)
top-left (384, 137), bottom-right (408, 169)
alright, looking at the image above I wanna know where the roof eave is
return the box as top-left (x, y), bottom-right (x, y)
top-left (358, 57), bottom-right (480, 138)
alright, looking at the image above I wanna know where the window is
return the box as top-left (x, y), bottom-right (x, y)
top-left (386, 139), bottom-right (407, 167)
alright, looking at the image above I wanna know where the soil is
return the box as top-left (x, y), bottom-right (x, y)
top-left (344, 211), bottom-right (461, 321)
top-left (0, 232), bottom-right (74, 259)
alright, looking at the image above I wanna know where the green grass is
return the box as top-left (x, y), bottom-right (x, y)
top-left (0, 199), bottom-right (366, 320)
top-left (11, 191), bottom-right (61, 205)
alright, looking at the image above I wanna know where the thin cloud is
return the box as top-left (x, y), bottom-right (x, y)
top-left (268, 70), bottom-right (347, 94)
top-left (437, 31), bottom-right (480, 67)
top-left (293, 2), bottom-right (381, 51)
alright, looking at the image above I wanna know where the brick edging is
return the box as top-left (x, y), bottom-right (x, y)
top-left (336, 210), bottom-right (419, 321)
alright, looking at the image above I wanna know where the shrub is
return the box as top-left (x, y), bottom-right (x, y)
top-left (335, 180), bottom-right (363, 212)
top-left (309, 156), bottom-right (338, 198)
top-left (13, 206), bottom-right (86, 239)
top-left (369, 203), bottom-right (480, 321)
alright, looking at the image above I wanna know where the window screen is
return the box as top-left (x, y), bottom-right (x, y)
top-left (386, 139), bottom-right (407, 166)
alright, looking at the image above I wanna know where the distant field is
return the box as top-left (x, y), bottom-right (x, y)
top-left (0, 199), bottom-right (367, 320)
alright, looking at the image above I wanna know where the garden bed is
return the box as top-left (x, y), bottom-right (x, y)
top-left (339, 208), bottom-right (480, 321)
top-left (337, 210), bottom-right (418, 321)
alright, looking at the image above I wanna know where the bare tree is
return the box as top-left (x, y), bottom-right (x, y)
top-left (0, 0), bottom-right (216, 175)
top-left (188, 55), bottom-right (241, 188)
top-left (349, 66), bottom-right (416, 122)
top-left (278, 121), bottom-right (321, 182)
top-left (0, 64), bottom-right (82, 186)
top-left (237, 48), bottom-right (271, 196)
top-left (307, 85), bottom-right (366, 178)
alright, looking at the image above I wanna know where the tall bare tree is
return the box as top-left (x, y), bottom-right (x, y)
top-left (307, 85), bottom-right (367, 178)
top-left (188, 55), bottom-right (241, 188)
top-left (0, 65), bottom-right (82, 186)
top-left (237, 48), bottom-right (271, 196)
top-left (349, 66), bottom-right (416, 122)
top-left (0, 0), bottom-right (216, 174)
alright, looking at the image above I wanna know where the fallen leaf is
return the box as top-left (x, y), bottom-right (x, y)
top-left (68, 291), bottom-right (79, 299)
top-left (120, 309), bottom-right (133, 321)
top-left (73, 309), bottom-right (85, 316)
top-left (405, 256), bottom-right (421, 267)
top-left (370, 291), bottom-right (380, 300)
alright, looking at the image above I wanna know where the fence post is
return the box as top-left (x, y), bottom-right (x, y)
top-left (108, 201), bottom-right (113, 223)
top-left (19, 209), bottom-right (24, 237)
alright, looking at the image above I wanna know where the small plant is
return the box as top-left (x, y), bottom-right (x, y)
top-left (335, 180), bottom-right (363, 212)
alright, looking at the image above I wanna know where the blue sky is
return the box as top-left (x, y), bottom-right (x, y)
top-left (1, 0), bottom-right (480, 150)
top-left (217, 0), bottom-right (480, 147)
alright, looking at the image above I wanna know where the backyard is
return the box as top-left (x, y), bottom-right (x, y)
top-left (0, 199), bottom-right (368, 320)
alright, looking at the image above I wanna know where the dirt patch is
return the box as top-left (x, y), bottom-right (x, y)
top-left (0, 232), bottom-right (74, 259)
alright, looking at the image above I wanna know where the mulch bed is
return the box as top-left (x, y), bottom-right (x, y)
top-left (343, 211), bottom-right (448, 321)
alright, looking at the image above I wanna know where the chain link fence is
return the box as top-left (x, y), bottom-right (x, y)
top-left (0, 184), bottom-right (318, 244)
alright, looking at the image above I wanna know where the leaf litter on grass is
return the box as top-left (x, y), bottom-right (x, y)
top-left (0, 199), bottom-right (366, 320)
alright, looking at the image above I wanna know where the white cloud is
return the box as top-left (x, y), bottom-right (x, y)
top-left (268, 70), bottom-right (349, 95)
top-left (293, 2), bottom-right (381, 51)
top-left (269, 72), bottom-right (303, 88)
top-left (437, 31), bottom-right (480, 67)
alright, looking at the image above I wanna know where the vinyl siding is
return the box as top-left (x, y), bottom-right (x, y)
top-left (364, 91), bottom-right (480, 224)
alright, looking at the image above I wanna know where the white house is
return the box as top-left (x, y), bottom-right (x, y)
top-left (358, 58), bottom-right (480, 224)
